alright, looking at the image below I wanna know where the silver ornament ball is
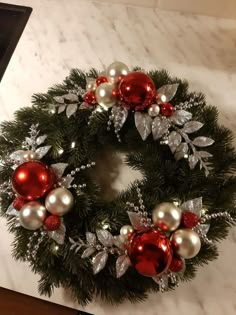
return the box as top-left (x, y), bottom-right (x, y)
top-left (120, 225), bottom-right (134, 241)
top-left (106, 61), bottom-right (129, 83)
top-left (19, 201), bottom-right (46, 230)
top-left (86, 78), bottom-right (97, 91)
top-left (23, 150), bottom-right (38, 161)
top-left (95, 82), bottom-right (116, 109)
top-left (148, 104), bottom-right (160, 117)
top-left (152, 202), bottom-right (182, 232)
top-left (45, 187), bottom-right (74, 216)
top-left (171, 228), bottom-right (201, 259)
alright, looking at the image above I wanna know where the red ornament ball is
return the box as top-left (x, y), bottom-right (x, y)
top-left (12, 161), bottom-right (54, 200)
top-left (128, 229), bottom-right (172, 277)
top-left (96, 76), bottom-right (108, 86)
top-left (182, 211), bottom-right (199, 228)
top-left (44, 215), bottom-right (61, 231)
top-left (13, 196), bottom-right (27, 211)
top-left (160, 103), bottom-right (175, 117)
top-left (119, 72), bottom-right (156, 110)
top-left (169, 256), bottom-right (184, 273)
top-left (83, 90), bottom-right (96, 105)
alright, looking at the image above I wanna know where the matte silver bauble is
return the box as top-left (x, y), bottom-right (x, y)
top-left (45, 187), bottom-right (74, 216)
top-left (148, 104), bottom-right (160, 117)
top-left (23, 150), bottom-right (38, 161)
top-left (95, 82), bottom-right (116, 109)
top-left (171, 228), bottom-right (201, 259)
top-left (120, 225), bottom-right (134, 241)
top-left (106, 61), bottom-right (129, 83)
top-left (152, 202), bottom-right (182, 231)
top-left (19, 201), bottom-right (46, 230)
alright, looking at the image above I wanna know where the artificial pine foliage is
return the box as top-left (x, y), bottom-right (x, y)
top-left (0, 65), bottom-right (236, 306)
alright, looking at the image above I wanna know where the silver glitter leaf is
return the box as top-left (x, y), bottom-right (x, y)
top-left (128, 211), bottom-right (151, 232)
top-left (36, 135), bottom-right (47, 146)
top-left (111, 106), bottom-right (128, 130)
top-left (58, 105), bottom-right (66, 114)
top-left (61, 175), bottom-right (74, 188)
top-left (86, 232), bottom-right (97, 245)
top-left (96, 229), bottom-right (113, 247)
top-left (171, 110), bottom-right (192, 126)
top-left (152, 117), bottom-right (169, 140)
top-left (25, 137), bottom-right (34, 147)
top-left (135, 112), bottom-right (152, 141)
top-left (181, 197), bottom-right (202, 217)
top-left (192, 137), bottom-right (215, 147)
top-left (116, 255), bottom-right (131, 278)
top-left (51, 163), bottom-right (68, 178)
top-left (182, 121), bottom-right (203, 134)
top-left (53, 96), bottom-right (64, 104)
top-left (92, 251), bottom-right (108, 274)
top-left (168, 131), bottom-right (182, 153)
top-left (9, 150), bottom-right (25, 163)
top-left (80, 102), bottom-right (92, 110)
top-left (35, 145), bottom-right (51, 159)
top-left (174, 143), bottom-right (188, 161)
top-left (198, 224), bottom-right (210, 235)
top-left (47, 223), bottom-right (66, 245)
top-left (63, 93), bottom-right (78, 102)
top-left (157, 83), bottom-right (179, 102)
top-left (188, 154), bottom-right (199, 169)
top-left (66, 104), bottom-right (78, 118)
top-left (113, 235), bottom-right (126, 250)
top-left (152, 274), bottom-right (169, 290)
top-left (14, 217), bottom-right (21, 228)
top-left (6, 203), bottom-right (19, 217)
top-left (198, 151), bottom-right (213, 158)
top-left (81, 247), bottom-right (96, 259)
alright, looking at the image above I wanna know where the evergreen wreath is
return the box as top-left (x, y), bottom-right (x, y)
top-left (1, 61), bottom-right (236, 305)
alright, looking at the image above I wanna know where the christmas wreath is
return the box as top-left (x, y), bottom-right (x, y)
top-left (1, 61), bottom-right (236, 305)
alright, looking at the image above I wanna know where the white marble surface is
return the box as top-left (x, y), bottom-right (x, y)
top-left (1, 0), bottom-right (236, 314)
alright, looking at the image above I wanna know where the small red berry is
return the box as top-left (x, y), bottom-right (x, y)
top-left (169, 256), bottom-right (184, 273)
top-left (13, 196), bottom-right (27, 211)
top-left (96, 76), bottom-right (108, 86)
top-left (83, 91), bottom-right (96, 105)
top-left (182, 211), bottom-right (199, 228)
top-left (160, 103), bottom-right (175, 117)
top-left (44, 215), bottom-right (61, 231)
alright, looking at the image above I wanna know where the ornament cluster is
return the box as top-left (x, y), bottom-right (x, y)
top-left (53, 61), bottom-right (215, 176)
top-left (7, 125), bottom-right (74, 241)
top-left (73, 184), bottom-right (233, 291)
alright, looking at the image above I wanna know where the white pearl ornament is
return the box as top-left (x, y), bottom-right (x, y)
top-left (19, 201), bottom-right (47, 230)
top-left (152, 202), bottom-right (182, 232)
top-left (95, 82), bottom-right (116, 109)
top-left (120, 225), bottom-right (134, 241)
top-left (106, 61), bottom-right (129, 83)
top-left (148, 104), bottom-right (160, 117)
top-left (171, 228), bottom-right (201, 259)
top-left (45, 187), bottom-right (74, 216)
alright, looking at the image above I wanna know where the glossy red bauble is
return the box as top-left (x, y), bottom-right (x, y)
top-left (119, 72), bottom-right (156, 110)
top-left (96, 76), bottom-right (108, 86)
top-left (13, 196), bottom-right (27, 211)
top-left (44, 215), bottom-right (61, 231)
top-left (169, 256), bottom-right (184, 273)
top-left (12, 161), bottom-right (54, 200)
top-left (83, 91), bottom-right (97, 105)
top-left (128, 229), bottom-right (172, 277)
top-left (182, 211), bottom-right (199, 228)
top-left (160, 103), bottom-right (175, 117)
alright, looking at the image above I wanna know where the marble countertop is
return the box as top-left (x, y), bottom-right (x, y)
top-left (1, 0), bottom-right (236, 314)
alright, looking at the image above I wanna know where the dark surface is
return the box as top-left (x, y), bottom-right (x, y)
top-left (0, 3), bottom-right (32, 81)
top-left (0, 287), bottom-right (94, 315)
